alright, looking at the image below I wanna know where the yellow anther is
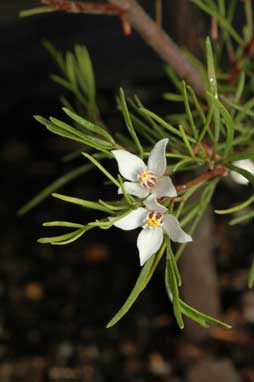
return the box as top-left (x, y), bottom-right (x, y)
top-left (144, 211), bottom-right (163, 229)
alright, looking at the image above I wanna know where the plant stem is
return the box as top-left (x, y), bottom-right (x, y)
top-left (107, 0), bottom-right (205, 96)
top-left (175, 165), bottom-right (228, 193)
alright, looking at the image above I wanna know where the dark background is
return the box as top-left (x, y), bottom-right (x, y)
top-left (1, 1), bottom-right (254, 381)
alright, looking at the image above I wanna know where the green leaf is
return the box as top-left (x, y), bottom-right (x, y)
top-left (43, 40), bottom-right (66, 74)
top-left (43, 221), bottom-right (85, 228)
top-left (206, 37), bottom-right (218, 97)
top-left (18, 163), bottom-right (98, 216)
top-left (179, 125), bottom-right (195, 158)
top-left (181, 81), bottom-right (198, 139)
top-left (227, 163), bottom-right (254, 188)
top-left (187, 85), bottom-right (206, 124)
top-left (227, 150), bottom-right (254, 162)
top-left (229, 210), bottom-right (254, 226)
top-left (234, 72), bottom-right (245, 103)
top-left (82, 152), bottom-right (120, 188)
top-left (163, 93), bottom-right (184, 102)
top-left (209, 94), bottom-right (234, 157)
top-left (74, 45), bottom-right (95, 103)
top-left (66, 51), bottom-right (78, 91)
top-left (35, 115), bottom-right (111, 153)
top-left (62, 107), bottom-right (114, 143)
top-left (139, 108), bottom-right (195, 143)
top-left (215, 195), bottom-right (254, 215)
top-left (119, 88), bottom-right (144, 157)
top-left (179, 299), bottom-right (231, 329)
top-left (38, 225), bottom-right (92, 245)
top-left (107, 243), bottom-right (166, 328)
top-left (165, 249), bottom-right (184, 329)
top-left (52, 193), bottom-right (113, 213)
top-left (192, 0), bottom-right (243, 44)
top-left (107, 254), bottom-right (156, 327)
top-left (19, 6), bottom-right (55, 17)
top-left (50, 116), bottom-right (112, 148)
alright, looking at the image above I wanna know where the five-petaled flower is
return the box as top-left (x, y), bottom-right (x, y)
top-left (112, 138), bottom-right (177, 199)
top-left (112, 195), bottom-right (192, 266)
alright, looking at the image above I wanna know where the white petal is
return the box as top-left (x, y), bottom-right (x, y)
top-left (112, 150), bottom-right (146, 181)
top-left (163, 215), bottom-right (192, 243)
top-left (230, 159), bottom-right (254, 185)
top-left (118, 182), bottom-right (149, 198)
top-left (137, 227), bottom-right (163, 266)
top-left (113, 208), bottom-right (147, 231)
top-left (147, 138), bottom-right (168, 177)
top-left (153, 176), bottom-right (177, 198)
top-left (143, 194), bottom-right (167, 213)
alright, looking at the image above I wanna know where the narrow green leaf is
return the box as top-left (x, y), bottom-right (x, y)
top-left (107, 242), bottom-right (166, 327)
top-left (191, 0), bottom-right (244, 44)
top-left (234, 72), bottom-right (246, 103)
top-left (179, 299), bottom-right (231, 328)
top-left (43, 40), bottom-right (66, 74)
top-left (19, 6), bottom-right (55, 17)
top-left (52, 193), bottom-right (113, 213)
top-left (139, 108), bottom-right (195, 143)
top-left (107, 254), bottom-right (156, 328)
top-left (119, 88), bottom-right (144, 157)
top-left (66, 51), bottom-right (78, 91)
top-left (229, 210), bottom-right (254, 226)
top-left (209, 95), bottom-right (234, 157)
top-left (74, 45), bottom-right (95, 102)
top-left (165, 249), bottom-right (184, 329)
top-left (163, 93), bottom-right (184, 102)
top-left (62, 107), bottom-right (114, 143)
top-left (206, 37), bottom-right (218, 97)
top-left (182, 81), bottom-right (198, 139)
top-left (18, 163), bottom-right (97, 216)
top-left (227, 163), bottom-right (254, 188)
top-left (215, 195), bottom-right (254, 215)
top-left (38, 228), bottom-right (81, 244)
top-left (82, 152), bottom-right (120, 188)
top-left (187, 85), bottom-right (206, 124)
top-left (179, 125), bottom-right (195, 158)
top-left (43, 221), bottom-right (85, 228)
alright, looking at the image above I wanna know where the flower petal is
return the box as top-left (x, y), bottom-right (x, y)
top-left (137, 227), bottom-right (163, 266)
top-left (230, 159), bottom-right (254, 185)
top-left (112, 150), bottom-right (146, 181)
top-left (118, 182), bottom-right (149, 198)
top-left (113, 208), bottom-right (147, 231)
top-left (153, 176), bottom-right (177, 198)
top-left (143, 194), bottom-right (167, 213)
top-left (163, 215), bottom-right (192, 243)
top-left (147, 138), bottom-right (168, 177)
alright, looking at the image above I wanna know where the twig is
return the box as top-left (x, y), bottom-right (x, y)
top-left (175, 165), bottom-right (228, 193)
top-left (107, 0), bottom-right (205, 95)
top-left (155, 0), bottom-right (162, 27)
top-left (40, 1), bottom-right (131, 35)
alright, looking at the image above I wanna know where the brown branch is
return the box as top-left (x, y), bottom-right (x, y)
top-left (107, 0), bottom-right (205, 96)
top-left (40, 1), bottom-right (131, 35)
top-left (175, 165), bottom-right (228, 193)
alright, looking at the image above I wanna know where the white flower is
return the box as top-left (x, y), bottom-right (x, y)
top-left (112, 138), bottom-right (177, 199)
top-left (113, 195), bottom-right (192, 266)
top-left (230, 159), bottom-right (254, 185)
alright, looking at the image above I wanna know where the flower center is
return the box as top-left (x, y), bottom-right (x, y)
top-left (139, 170), bottom-right (158, 189)
top-left (144, 211), bottom-right (163, 229)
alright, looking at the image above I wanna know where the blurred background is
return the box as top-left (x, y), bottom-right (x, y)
top-left (1, 1), bottom-right (254, 381)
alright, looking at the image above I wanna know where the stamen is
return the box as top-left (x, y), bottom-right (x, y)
top-left (144, 211), bottom-right (163, 229)
top-left (139, 170), bottom-right (158, 189)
